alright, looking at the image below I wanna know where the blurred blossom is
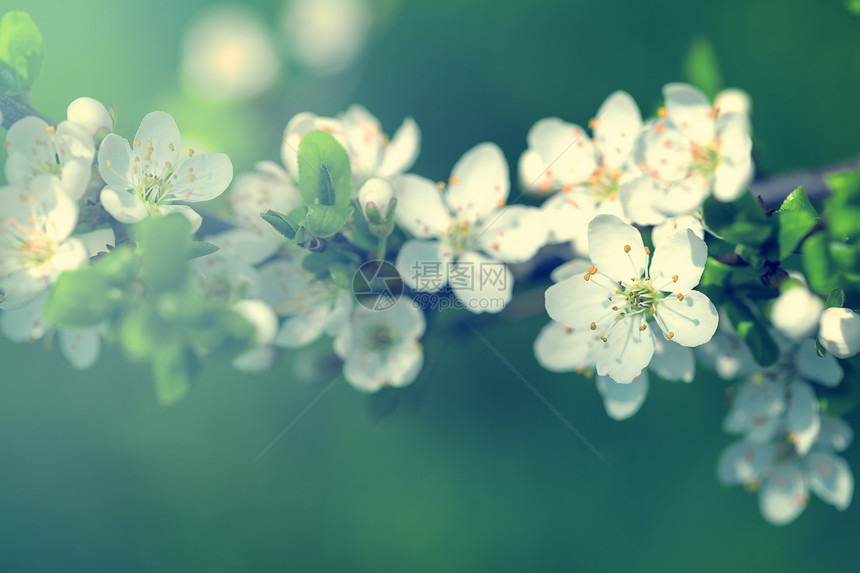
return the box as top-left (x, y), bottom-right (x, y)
top-left (282, 0), bottom-right (373, 74)
top-left (181, 8), bottom-right (279, 102)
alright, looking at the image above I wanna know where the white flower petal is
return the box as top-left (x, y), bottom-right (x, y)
top-left (695, 329), bottom-right (761, 379)
top-left (649, 337), bottom-right (695, 382)
top-left (97, 133), bottom-right (134, 189)
top-left (377, 116), bottom-right (420, 178)
top-left (595, 313), bottom-right (655, 384)
top-left (233, 345), bottom-right (277, 374)
top-left (449, 250), bottom-right (512, 314)
top-left (804, 451), bottom-right (853, 511)
top-left (155, 204), bottom-right (203, 232)
top-left (167, 153), bottom-right (233, 202)
top-left (58, 327), bottom-right (101, 370)
top-left (132, 111), bottom-right (182, 170)
top-left (544, 272), bottom-right (613, 331)
top-left (663, 83), bottom-right (715, 146)
top-left (0, 294), bottom-right (49, 342)
top-left (652, 215), bottom-right (705, 249)
top-left (718, 440), bottom-right (778, 486)
top-left (596, 371), bottom-right (649, 420)
top-left (539, 188), bottom-right (595, 244)
top-left (533, 321), bottom-right (599, 372)
top-left (549, 259), bottom-right (592, 283)
top-left (656, 174), bottom-right (711, 215)
top-left (648, 228), bottom-right (707, 294)
top-left (392, 174), bottom-right (452, 238)
top-left (518, 149), bottom-right (556, 193)
top-left (587, 214), bottom-right (646, 282)
top-left (818, 307), bottom-right (860, 359)
top-left (713, 156), bottom-right (753, 202)
top-left (759, 462), bottom-right (809, 526)
top-left (100, 187), bottom-right (148, 224)
top-left (67, 97), bottom-right (112, 135)
top-left (475, 205), bottom-right (547, 263)
top-left (445, 143), bottom-right (510, 225)
top-left (655, 290), bottom-right (718, 347)
top-left (395, 239), bottom-right (453, 292)
top-left (786, 381), bottom-right (821, 456)
top-left (594, 90), bottom-right (642, 170)
top-left (234, 299), bottom-right (278, 345)
top-left (617, 176), bottom-right (667, 226)
top-left (794, 338), bottom-right (843, 387)
top-left (526, 118), bottom-right (598, 186)
top-left (274, 306), bottom-right (330, 347)
top-left (815, 415), bottom-right (853, 452)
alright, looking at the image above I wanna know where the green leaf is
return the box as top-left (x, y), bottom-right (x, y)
top-left (702, 191), bottom-right (771, 246)
top-left (328, 262), bottom-right (355, 290)
top-left (135, 213), bottom-right (193, 294)
top-left (189, 241), bottom-right (219, 260)
top-left (44, 268), bottom-right (122, 328)
top-left (305, 203), bottom-right (354, 238)
top-left (262, 208), bottom-right (307, 244)
top-left (778, 187), bottom-right (818, 216)
top-left (699, 257), bottom-right (733, 288)
top-left (825, 288), bottom-right (845, 309)
top-left (682, 36), bottom-right (723, 99)
top-left (152, 346), bottom-right (197, 406)
top-left (0, 12), bottom-right (43, 93)
top-left (773, 209), bottom-right (817, 261)
top-left (724, 299), bottom-right (780, 367)
top-left (119, 304), bottom-right (170, 361)
top-left (801, 232), bottom-right (841, 295)
top-left (297, 130), bottom-right (352, 208)
top-left (816, 337), bottom-right (828, 358)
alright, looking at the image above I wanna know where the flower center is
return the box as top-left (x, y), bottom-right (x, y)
top-left (365, 322), bottom-right (396, 350)
top-left (690, 142), bottom-right (719, 175)
top-left (447, 220), bottom-right (473, 251)
top-left (585, 166), bottom-right (622, 204)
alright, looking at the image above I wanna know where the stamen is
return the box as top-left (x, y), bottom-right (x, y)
top-left (583, 273), bottom-right (591, 281)
top-left (672, 275), bottom-right (679, 283)
top-left (45, 125), bottom-right (55, 133)
top-left (106, 160), bottom-right (112, 168)
top-left (666, 332), bottom-right (675, 339)
top-left (677, 293), bottom-right (684, 301)
top-left (588, 266), bottom-right (597, 275)
top-left (590, 322), bottom-right (597, 330)
top-left (623, 244), bottom-right (631, 253)
top-left (644, 246), bottom-right (650, 255)
top-left (639, 324), bottom-right (647, 331)
top-left (600, 336), bottom-right (608, 342)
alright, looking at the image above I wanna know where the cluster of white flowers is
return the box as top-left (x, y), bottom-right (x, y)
top-left (718, 335), bottom-right (854, 525)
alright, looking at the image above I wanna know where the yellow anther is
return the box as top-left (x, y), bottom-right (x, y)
top-left (565, 327), bottom-right (573, 333)
top-left (590, 322), bottom-right (597, 330)
top-left (450, 176), bottom-right (459, 184)
top-left (600, 336), bottom-right (608, 342)
top-left (639, 324), bottom-right (647, 331)
top-left (677, 293), bottom-right (684, 301)
top-left (45, 125), bottom-right (55, 133)
top-left (588, 118), bottom-right (597, 129)
top-left (644, 246), bottom-right (650, 255)
top-left (611, 306), bottom-right (618, 311)
top-left (189, 174), bottom-right (196, 182)
top-left (650, 307), bottom-right (655, 314)
top-left (133, 139), bottom-right (141, 147)
top-left (106, 160), bottom-right (112, 168)
top-left (496, 199), bottom-right (505, 206)
top-left (146, 140), bottom-right (153, 149)
top-left (666, 332), bottom-right (675, 339)
top-left (588, 266), bottom-right (597, 275)
top-left (165, 162), bottom-right (172, 168)
top-left (188, 148), bottom-right (195, 157)
top-left (583, 273), bottom-right (591, 281)
top-left (623, 244), bottom-right (631, 253)
top-left (132, 166), bottom-right (138, 174)
top-left (658, 107), bottom-right (668, 118)
top-left (672, 274), bottom-right (679, 283)
top-left (437, 181), bottom-right (445, 189)
top-left (169, 143), bottom-right (175, 151)
top-left (615, 289), bottom-right (622, 295)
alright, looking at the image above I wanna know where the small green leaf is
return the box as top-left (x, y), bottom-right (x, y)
top-left (825, 288), bottom-right (845, 309)
top-left (305, 204), bottom-right (354, 238)
top-left (328, 262), bottom-right (355, 290)
top-left (816, 337), bottom-right (828, 358)
top-left (724, 299), bottom-right (779, 367)
top-left (778, 187), bottom-right (818, 216)
top-left (189, 241), bottom-right (219, 259)
top-left (801, 232), bottom-right (841, 295)
top-left (44, 268), bottom-right (122, 328)
top-left (682, 36), bottom-right (723, 99)
top-left (0, 12), bottom-right (43, 93)
top-left (262, 208), bottom-right (306, 244)
top-left (152, 346), bottom-right (197, 406)
top-left (135, 214), bottom-right (193, 294)
top-left (702, 191), bottom-right (771, 246)
top-left (297, 130), bottom-right (352, 208)
top-left (773, 209), bottom-right (817, 260)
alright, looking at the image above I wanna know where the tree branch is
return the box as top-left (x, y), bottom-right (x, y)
top-left (0, 91), bottom-right (54, 129)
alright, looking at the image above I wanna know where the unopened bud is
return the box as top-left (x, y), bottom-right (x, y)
top-left (819, 307), bottom-right (860, 359)
top-left (67, 97), bottom-right (113, 137)
top-left (359, 178), bottom-right (395, 224)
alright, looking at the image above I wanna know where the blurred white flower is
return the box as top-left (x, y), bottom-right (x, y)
top-left (359, 177), bottom-right (395, 221)
top-left (282, 0), bottom-right (372, 74)
top-left (634, 83), bottom-right (753, 214)
top-left (97, 111), bottom-right (233, 231)
top-left (545, 214), bottom-right (717, 383)
top-left (257, 251), bottom-right (353, 347)
top-left (394, 143), bottom-right (546, 314)
top-left (0, 176), bottom-right (88, 309)
top-left (66, 97), bottom-right (113, 138)
top-left (181, 8), bottom-right (279, 101)
top-left (281, 106), bottom-right (420, 190)
top-left (818, 306), bottom-right (860, 359)
top-left (334, 300), bottom-right (425, 392)
top-left (5, 116), bottom-right (94, 200)
top-left (770, 284), bottom-right (823, 341)
top-left (232, 299), bottom-right (279, 374)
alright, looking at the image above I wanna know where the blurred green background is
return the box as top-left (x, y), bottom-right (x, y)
top-left (2, 0), bottom-right (860, 570)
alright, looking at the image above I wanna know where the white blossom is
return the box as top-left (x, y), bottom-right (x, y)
top-left (770, 284), bottom-right (823, 341)
top-left (394, 143), bottom-right (546, 313)
top-left (97, 111), bottom-right (233, 231)
top-left (818, 306), bottom-right (860, 359)
top-left (545, 214), bottom-right (717, 383)
top-left (334, 299), bottom-right (425, 392)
